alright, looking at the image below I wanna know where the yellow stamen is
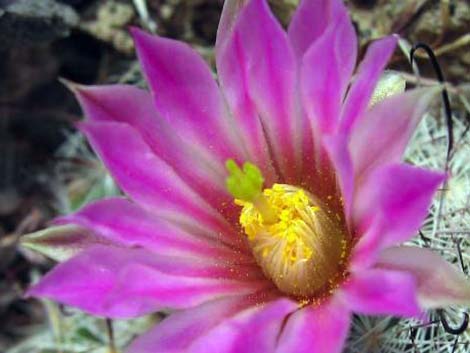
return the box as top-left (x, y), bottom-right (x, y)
top-left (237, 185), bottom-right (318, 265)
top-left (238, 184), bottom-right (349, 298)
top-left (226, 161), bottom-right (349, 299)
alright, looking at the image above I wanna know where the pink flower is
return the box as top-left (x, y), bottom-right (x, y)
top-left (28, 0), bottom-right (470, 352)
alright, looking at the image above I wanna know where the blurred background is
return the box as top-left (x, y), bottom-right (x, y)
top-left (0, 0), bottom-right (469, 352)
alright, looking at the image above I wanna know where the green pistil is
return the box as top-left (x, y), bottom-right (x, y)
top-left (225, 159), bottom-right (264, 202)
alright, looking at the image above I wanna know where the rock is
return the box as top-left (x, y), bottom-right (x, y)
top-left (0, 0), bottom-right (79, 48)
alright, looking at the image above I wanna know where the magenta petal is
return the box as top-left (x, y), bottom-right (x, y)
top-left (128, 295), bottom-right (257, 353)
top-left (340, 35), bottom-right (398, 135)
top-left (72, 84), bottom-right (214, 166)
top-left (301, 8), bottom-right (357, 135)
top-left (216, 22), bottom-right (276, 184)
top-left (341, 268), bottom-right (421, 317)
top-left (276, 296), bottom-right (350, 353)
top-left (130, 27), bottom-right (246, 164)
top-left (73, 84), bottom-right (234, 212)
top-left (73, 84), bottom-right (148, 124)
top-left (28, 246), bottom-right (267, 318)
top-left (20, 224), bottom-right (112, 262)
top-left (288, 0), bottom-right (348, 59)
top-left (349, 218), bottom-right (383, 270)
top-left (55, 197), bottom-right (251, 261)
top-left (78, 121), bottom-right (239, 245)
top-left (353, 164), bottom-right (445, 258)
top-left (226, 0), bottom-right (300, 182)
top-left (377, 246), bottom-right (470, 308)
top-left (188, 298), bottom-right (297, 353)
top-left (350, 88), bottom-right (438, 179)
top-left (323, 133), bottom-right (354, 220)
top-left (216, 0), bottom-right (250, 53)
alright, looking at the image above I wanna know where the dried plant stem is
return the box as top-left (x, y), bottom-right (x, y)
top-left (106, 319), bottom-right (117, 353)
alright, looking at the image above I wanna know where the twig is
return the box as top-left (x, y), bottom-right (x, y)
top-left (132, 0), bottom-right (157, 33)
top-left (106, 318), bottom-right (117, 353)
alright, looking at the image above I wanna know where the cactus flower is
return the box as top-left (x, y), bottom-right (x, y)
top-left (28, 0), bottom-right (470, 352)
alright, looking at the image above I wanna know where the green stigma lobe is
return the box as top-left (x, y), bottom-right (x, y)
top-left (225, 159), bottom-right (264, 202)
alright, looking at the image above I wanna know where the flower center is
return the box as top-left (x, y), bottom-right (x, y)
top-left (226, 160), bottom-right (349, 299)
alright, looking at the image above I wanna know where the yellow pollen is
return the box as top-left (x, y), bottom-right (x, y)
top-left (237, 185), bottom-right (317, 265)
top-left (235, 184), bottom-right (349, 298)
top-left (225, 160), bottom-right (349, 299)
